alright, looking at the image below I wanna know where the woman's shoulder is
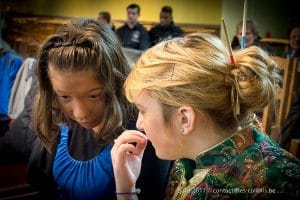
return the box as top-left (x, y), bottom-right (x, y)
top-left (194, 128), bottom-right (300, 197)
top-left (236, 128), bottom-right (300, 196)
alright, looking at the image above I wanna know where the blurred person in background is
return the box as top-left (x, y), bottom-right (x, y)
top-left (97, 11), bottom-right (116, 31)
top-left (231, 19), bottom-right (272, 54)
top-left (116, 3), bottom-right (149, 50)
top-left (149, 6), bottom-right (184, 46)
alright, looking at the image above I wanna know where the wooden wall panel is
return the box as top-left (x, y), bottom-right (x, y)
top-left (5, 16), bottom-right (220, 58)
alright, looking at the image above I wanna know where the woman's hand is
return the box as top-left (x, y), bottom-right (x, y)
top-left (111, 130), bottom-right (148, 193)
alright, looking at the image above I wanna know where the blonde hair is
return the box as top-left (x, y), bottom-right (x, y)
top-left (125, 33), bottom-right (280, 132)
top-left (33, 19), bottom-right (132, 151)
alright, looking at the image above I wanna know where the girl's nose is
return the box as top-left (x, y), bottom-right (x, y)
top-left (73, 102), bottom-right (89, 122)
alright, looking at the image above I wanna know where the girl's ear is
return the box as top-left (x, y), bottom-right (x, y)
top-left (178, 106), bottom-right (196, 135)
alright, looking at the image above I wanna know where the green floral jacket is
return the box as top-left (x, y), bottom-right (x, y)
top-left (165, 127), bottom-right (300, 199)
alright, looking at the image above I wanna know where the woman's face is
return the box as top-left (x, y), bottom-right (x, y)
top-left (237, 26), bottom-right (256, 47)
top-left (48, 64), bottom-right (106, 133)
top-left (134, 90), bottom-right (180, 160)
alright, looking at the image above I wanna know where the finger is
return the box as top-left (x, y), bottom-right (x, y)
top-left (112, 141), bottom-right (144, 163)
top-left (114, 131), bottom-right (147, 149)
top-left (117, 143), bottom-right (144, 157)
top-left (120, 130), bottom-right (147, 141)
top-left (112, 130), bottom-right (147, 163)
top-left (124, 130), bottom-right (148, 139)
top-left (115, 138), bottom-right (147, 158)
top-left (123, 130), bottom-right (148, 149)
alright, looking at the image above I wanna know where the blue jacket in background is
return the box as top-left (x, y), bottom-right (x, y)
top-left (0, 50), bottom-right (23, 115)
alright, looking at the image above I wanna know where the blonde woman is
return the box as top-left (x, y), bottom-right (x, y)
top-left (112, 33), bottom-right (300, 199)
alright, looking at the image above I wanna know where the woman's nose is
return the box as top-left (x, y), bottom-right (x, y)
top-left (136, 112), bottom-right (144, 131)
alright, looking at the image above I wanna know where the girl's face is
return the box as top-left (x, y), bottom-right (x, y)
top-left (48, 64), bottom-right (106, 133)
top-left (134, 90), bottom-right (181, 160)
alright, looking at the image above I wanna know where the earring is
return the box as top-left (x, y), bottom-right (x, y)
top-left (180, 128), bottom-right (184, 133)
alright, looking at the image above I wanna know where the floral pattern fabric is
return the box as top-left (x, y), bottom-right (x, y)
top-left (165, 127), bottom-right (300, 199)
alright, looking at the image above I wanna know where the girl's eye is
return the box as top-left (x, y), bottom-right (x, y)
top-left (89, 93), bottom-right (105, 100)
top-left (90, 94), bottom-right (100, 99)
top-left (57, 95), bottom-right (71, 102)
top-left (58, 95), bottom-right (70, 100)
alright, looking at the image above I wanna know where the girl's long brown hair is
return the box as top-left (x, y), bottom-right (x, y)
top-left (33, 19), bottom-right (132, 151)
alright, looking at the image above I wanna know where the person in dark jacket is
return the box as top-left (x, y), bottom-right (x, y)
top-left (149, 6), bottom-right (184, 46)
top-left (116, 3), bottom-right (149, 50)
top-left (282, 23), bottom-right (300, 58)
top-left (0, 19), bottom-right (171, 200)
top-left (280, 23), bottom-right (300, 156)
